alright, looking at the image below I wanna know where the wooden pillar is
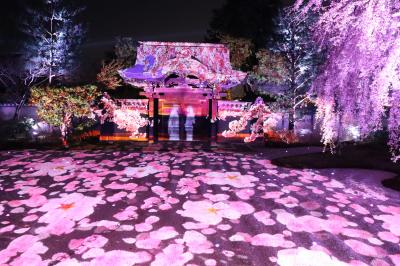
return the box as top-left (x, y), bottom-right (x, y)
top-left (209, 99), bottom-right (217, 144)
top-left (147, 99), bottom-right (152, 142)
top-left (153, 98), bottom-right (159, 143)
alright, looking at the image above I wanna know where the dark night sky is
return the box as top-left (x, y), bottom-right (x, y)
top-left (1, 0), bottom-right (226, 53)
top-left (85, 0), bottom-right (226, 44)
top-left (81, 0), bottom-right (226, 69)
top-left (0, 0), bottom-right (291, 75)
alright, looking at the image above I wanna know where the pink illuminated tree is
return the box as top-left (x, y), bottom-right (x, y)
top-left (222, 97), bottom-right (280, 143)
top-left (293, 0), bottom-right (400, 160)
top-left (93, 93), bottom-right (149, 138)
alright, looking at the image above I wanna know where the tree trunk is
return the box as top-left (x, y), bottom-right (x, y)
top-left (60, 113), bottom-right (72, 148)
top-left (288, 109), bottom-right (295, 131)
top-left (336, 112), bottom-right (343, 155)
top-left (13, 91), bottom-right (28, 121)
top-left (49, 4), bottom-right (55, 85)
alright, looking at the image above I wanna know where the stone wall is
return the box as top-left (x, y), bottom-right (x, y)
top-left (0, 104), bottom-right (38, 121)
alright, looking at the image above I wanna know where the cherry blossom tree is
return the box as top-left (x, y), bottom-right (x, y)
top-left (92, 93), bottom-right (149, 138)
top-left (388, 90), bottom-right (400, 162)
top-left (222, 97), bottom-right (279, 143)
top-left (293, 0), bottom-right (400, 160)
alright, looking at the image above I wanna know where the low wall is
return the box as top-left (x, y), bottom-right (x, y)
top-left (0, 104), bottom-right (38, 121)
top-left (0, 104), bottom-right (57, 141)
top-left (0, 103), bottom-right (325, 144)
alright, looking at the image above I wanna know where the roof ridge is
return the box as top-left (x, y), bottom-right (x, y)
top-left (139, 41), bottom-right (226, 48)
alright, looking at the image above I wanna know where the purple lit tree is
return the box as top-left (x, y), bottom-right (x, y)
top-left (293, 0), bottom-right (400, 161)
top-left (268, 8), bottom-right (321, 131)
top-left (22, 0), bottom-right (85, 85)
top-left (246, 8), bottom-right (320, 131)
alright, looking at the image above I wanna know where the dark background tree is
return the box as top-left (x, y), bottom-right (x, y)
top-left (206, 0), bottom-right (294, 101)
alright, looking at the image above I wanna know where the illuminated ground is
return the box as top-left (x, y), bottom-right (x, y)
top-left (0, 143), bottom-right (399, 266)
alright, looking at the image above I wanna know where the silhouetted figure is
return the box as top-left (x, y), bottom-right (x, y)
top-left (185, 105), bottom-right (195, 141)
top-left (168, 105), bottom-right (180, 140)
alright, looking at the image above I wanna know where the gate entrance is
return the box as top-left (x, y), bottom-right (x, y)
top-left (157, 90), bottom-right (210, 141)
top-left (111, 41), bottom-right (248, 142)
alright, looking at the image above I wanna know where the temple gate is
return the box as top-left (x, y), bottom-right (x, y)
top-left (101, 41), bottom-right (248, 142)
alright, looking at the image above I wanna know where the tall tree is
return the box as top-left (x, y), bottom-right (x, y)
top-left (22, 0), bottom-right (85, 85)
top-left (293, 0), bottom-right (400, 161)
top-left (269, 8), bottom-right (321, 130)
top-left (114, 37), bottom-right (137, 67)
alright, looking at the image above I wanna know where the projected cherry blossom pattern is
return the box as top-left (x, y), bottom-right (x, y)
top-left (0, 143), bottom-right (399, 265)
top-left (93, 94), bottom-right (149, 138)
top-left (119, 41), bottom-right (247, 91)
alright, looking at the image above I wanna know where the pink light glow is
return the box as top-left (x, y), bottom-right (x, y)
top-left (0, 146), bottom-right (399, 265)
top-left (293, 0), bottom-right (400, 160)
top-left (93, 95), bottom-right (149, 138)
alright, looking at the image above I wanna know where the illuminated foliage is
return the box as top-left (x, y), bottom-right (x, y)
top-left (96, 38), bottom-right (137, 90)
top-left (22, 0), bottom-right (85, 84)
top-left (30, 85), bottom-right (100, 147)
top-left (293, 0), bottom-right (400, 160)
top-left (96, 60), bottom-right (126, 90)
